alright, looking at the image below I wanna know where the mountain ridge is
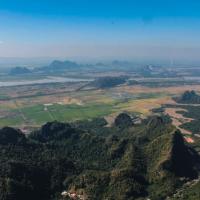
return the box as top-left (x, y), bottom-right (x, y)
top-left (0, 115), bottom-right (199, 200)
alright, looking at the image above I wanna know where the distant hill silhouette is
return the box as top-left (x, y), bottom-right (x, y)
top-left (175, 90), bottom-right (200, 104)
top-left (35, 60), bottom-right (81, 72)
top-left (114, 113), bottom-right (133, 128)
top-left (89, 76), bottom-right (127, 89)
top-left (9, 66), bottom-right (31, 75)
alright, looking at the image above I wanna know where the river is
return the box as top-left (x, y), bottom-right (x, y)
top-left (0, 76), bottom-right (92, 87)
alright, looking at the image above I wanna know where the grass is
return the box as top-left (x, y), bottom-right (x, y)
top-left (0, 116), bottom-right (24, 127)
top-left (0, 103), bottom-right (114, 127)
top-left (114, 96), bottom-right (170, 116)
top-left (21, 104), bottom-right (45, 116)
top-left (0, 89), bottom-right (171, 127)
top-left (48, 103), bottom-right (113, 121)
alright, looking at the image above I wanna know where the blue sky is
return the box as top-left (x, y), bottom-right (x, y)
top-left (0, 0), bottom-right (200, 61)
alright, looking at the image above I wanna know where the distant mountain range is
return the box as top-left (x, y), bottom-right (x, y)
top-left (9, 66), bottom-right (32, 75)
top-left (8, 59), bottom-right (170, 78)
top-left (9, 60), bottom-right (82, 75)
top-left (8, 59), bottom-right (133, 75)
top-left (35, 60), bottom-right (81, 72)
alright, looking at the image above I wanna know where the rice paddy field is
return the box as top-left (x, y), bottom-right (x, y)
top-left (0, 85), bottom-right (167, 127)
top-left (1, 83), bottom-right (200, 130)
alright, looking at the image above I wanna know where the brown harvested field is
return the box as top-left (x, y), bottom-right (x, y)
top-left (115, 85), bottom-right (200, 95)
top-left (105, 96), bottom-right (173, 126)
top-left (117, 96), bottom-right (173, 115)
top-left (104, 113), bottom-right (118, 126)
top-left (165, 107), bottom-right (194, 134)
top-left (0, 94), bottom-right (81, 107)
top-left (184, 136), bottom-right (195, 143)
top-left (2, 81), bottom-right (200, 129)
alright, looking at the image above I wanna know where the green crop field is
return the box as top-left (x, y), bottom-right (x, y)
top-left (0, 85), bottom-right (172, 128)
top-left (0, 103), bottom-right (115, 127)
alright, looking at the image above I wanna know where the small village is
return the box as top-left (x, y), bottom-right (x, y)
top-left (61, 190), bottom-right (85, 200)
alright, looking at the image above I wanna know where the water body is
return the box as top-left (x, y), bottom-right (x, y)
top-left (0, 76), bottom-right (92, 87)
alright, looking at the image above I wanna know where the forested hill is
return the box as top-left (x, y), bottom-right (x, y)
top-left (175, 90), bottom-right (200, 104)
top-left (0, 114), bottom-right (200, 200)
top-left (89, 76), bottom-right (127, 89)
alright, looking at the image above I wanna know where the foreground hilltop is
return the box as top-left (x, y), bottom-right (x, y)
top-left (0, 114), bottom-right (199, 200)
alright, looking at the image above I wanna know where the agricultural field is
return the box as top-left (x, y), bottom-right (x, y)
top-left (2, 68), bottom-right (200, 136)
top-left (0, 84), bottom-right (168, 128)
top-left (0, 80), bottom-right (197, 130)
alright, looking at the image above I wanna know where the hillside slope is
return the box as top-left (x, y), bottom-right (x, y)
top-left (0, 115), bottom-right (199, 200)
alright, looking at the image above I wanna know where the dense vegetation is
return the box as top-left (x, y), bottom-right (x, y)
top-left (163, 102), bottom-right (200, 136)
top-left (90, 76), bottom-right (127, 89)
top-left (114, 113), bottom-right (133, 128)
top-left (169, 105), bottom-right (200, 135)
top-left (0, 114), bottom-right (200, 200)
top-left (175, 90), bottom-right (200, 104)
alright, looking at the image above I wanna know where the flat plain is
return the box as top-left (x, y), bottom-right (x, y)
top-left (1, 66), bottom-right (200, 142)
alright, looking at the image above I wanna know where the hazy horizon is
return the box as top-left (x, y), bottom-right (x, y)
top-left (1, 56), bottom-right (200, 69)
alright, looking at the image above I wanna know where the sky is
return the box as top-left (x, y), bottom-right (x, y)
top-left (0, 0), bottom-right (200, 63)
